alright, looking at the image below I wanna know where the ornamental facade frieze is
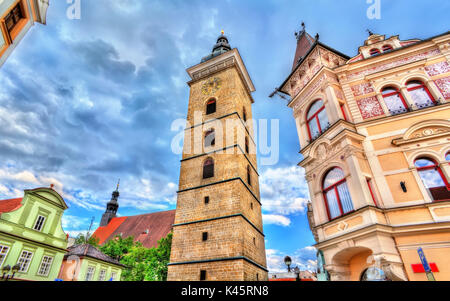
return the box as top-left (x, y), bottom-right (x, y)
top-left (345, 48), bottom-right (441, 81)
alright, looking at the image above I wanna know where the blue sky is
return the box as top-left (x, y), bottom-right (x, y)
top-left (0, 0), bottom-right (448, 273)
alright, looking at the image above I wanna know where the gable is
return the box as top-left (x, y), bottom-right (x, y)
top-left (25, 187), bottom-right (69, 210)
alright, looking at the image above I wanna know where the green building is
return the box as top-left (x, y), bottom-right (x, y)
top-left (59, 244), bottom-right (125, 281)
top-left (0, 187), bottom-right (68, 281)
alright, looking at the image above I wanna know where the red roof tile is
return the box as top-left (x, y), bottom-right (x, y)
top-left (92, 210), bottom-right (176, 249)
top-left (0, 198), bottom-right (23, 214)
top-left (92, 216), bottom-right (127, 244)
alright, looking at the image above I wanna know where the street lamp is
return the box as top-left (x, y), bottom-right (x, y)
top-left (1, 264), bottom-right (20, 281)
top-left (284, 256), bottom-right (301, 281)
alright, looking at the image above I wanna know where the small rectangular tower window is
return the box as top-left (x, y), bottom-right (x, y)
top-left (202, 232), bottom-right (208, 241)
top-left (204, 196), bottom-right (210, 204)
top-left (200, 270), bottom-right (207, 281)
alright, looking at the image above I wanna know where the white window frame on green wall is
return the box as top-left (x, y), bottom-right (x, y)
top-left (0, 244), bottom-right (10, 268)
top-left (37, 255), bottom-right (54, 277)
top-left (17, 250), bottom-right (34, 273)
top-left (98, 268), bottom-right (107, 281)
top-left (33, 215), bottom-right (46, 232)
top-left (86, 266), bottom-right (95, 281)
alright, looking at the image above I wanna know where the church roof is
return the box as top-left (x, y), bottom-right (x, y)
top-left (65, 244), bottom-right (124, 267)
top-left (92, 210), bottom-right (176, 249)
top-left (0, 198), bottom-right (23, 214)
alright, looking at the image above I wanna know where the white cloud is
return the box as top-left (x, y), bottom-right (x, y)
top-left (266, 246), bottom-right (318, 274)
top-left (263, 214), bottom-right (291, 227)
top-left (260, 166), bottom-right (310, 226)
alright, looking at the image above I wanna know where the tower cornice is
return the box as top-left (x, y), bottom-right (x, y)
top-left (186, 48), bottom-right (256, 95)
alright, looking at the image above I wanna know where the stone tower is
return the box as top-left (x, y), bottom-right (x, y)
top-left (100, 182), bottom-right (120, 227)
top-left (167, 32), bottom-right (268, 281)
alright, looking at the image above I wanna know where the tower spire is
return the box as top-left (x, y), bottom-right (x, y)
top-left (100, 181), bottom-right (121, 227)
top-left (201, 30), bottom-right (232, 63)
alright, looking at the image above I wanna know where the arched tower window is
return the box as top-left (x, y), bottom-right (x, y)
top-left (381, 87), bottom-right (408, 115)
top-left (306, 100), bottom-right (329, 140)
top-left (406, 80), bottom-right (435, 108)
top-left (206, 99), bottom-right (216, 115)
top-left (203, 158), bottom-right (214, 179)
top-left (415, 158), bottom-right (450, 202)
top-left (369, 48), bottom-right (381, 56)
top-left (204, 129), bottom-right (215, 148)
top-left (243, 107), bottom-right (247, 122)
top-left (247, 165), bottom-right (251, 186)
top-left (382, 45), bottom-right (393, 52)
top-left (323, 168), bottom-right (354, 220)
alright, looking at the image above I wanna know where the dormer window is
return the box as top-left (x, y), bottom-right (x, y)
top-left (369, 48), bottom-right (381, 56)
top-left (382, 45), bottom-right (393, 52)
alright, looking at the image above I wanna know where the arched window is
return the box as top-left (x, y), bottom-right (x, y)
top-left (306, 100), bottom-right (329, 140)
top-left (446, 151), bottom-right (450, 162)
top-left (323, 168), bottom-right (354, 220)
top-left (406, 80), bottom-right (436, 108)
top-left (381, 87), bottom-right (409, 115)
top-left (203, 158), bottom-right (214, 179)
top-left (245, 137), bottom-right (249, 154)
top-left (204, 129), bottom-right (215, 148)
top-left (370, 48), bottom-right (381, 56)
top-left (415, 158), bottom-right (450, 202)
top-left (243, 107), bottom-right (247, 122)
top-left (382, 45), bottom-right (393, 52)
top-left (206, 99), bottom-right (216, 115)
top-left (247, 165), bottom-right (251, 186)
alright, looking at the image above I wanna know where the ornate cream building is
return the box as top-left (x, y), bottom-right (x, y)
top-left (276, 26), bottom-right (450, 281)
top-left (167, 33), bottom-right (268, 281)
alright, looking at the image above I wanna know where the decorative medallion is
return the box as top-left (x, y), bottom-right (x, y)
top-left (434, 76), bottom-right (450, 99)
top-left (201, 77), bottom-right (222, 95)
top-left (357, 96), bottom-right (385, 119)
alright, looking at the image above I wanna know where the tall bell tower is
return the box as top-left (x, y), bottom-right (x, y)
top-left (167, 32), bottom-right (268, 281)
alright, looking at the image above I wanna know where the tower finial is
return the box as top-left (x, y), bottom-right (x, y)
top-left (367, 29), bottom-right (374, 36)
top-left (116, 179), bottom-right (120, 191)
top-left (221, 29), bottom-right (224, 35)
top-left (301, 21), bottom-right (305, 31)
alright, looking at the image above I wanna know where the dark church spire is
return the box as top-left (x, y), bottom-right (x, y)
top-left (100, 180), bottom-right (120, 227)
top-left (201, 30), bottom-right (232, 63)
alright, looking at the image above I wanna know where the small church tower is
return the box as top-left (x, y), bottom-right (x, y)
top-left (167, 32), bottom-right (268, 281)
top-left (100, 181), bottom-right (120, 227)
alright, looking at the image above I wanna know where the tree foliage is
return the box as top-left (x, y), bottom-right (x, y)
top-left (75, 234), bottom-right (99, 247)
top-left (99, 233), bottom-right (172, 281)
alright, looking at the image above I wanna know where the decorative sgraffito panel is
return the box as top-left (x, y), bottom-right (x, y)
top-left (434, 76), bottom-right (450, 99)
top-left (351, 82), bottom-right (375, 97)
top-left (357, 96), bottom-right (385, 119)
top-left (425, 61), bottom-right (450, 77)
